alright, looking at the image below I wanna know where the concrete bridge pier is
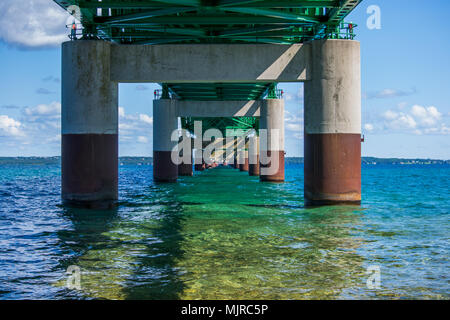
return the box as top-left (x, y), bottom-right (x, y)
top-left (236, 135), bottom-right (245, 170)
top-left (304, 40), bottom-right (361, 205)
top-left (248, 135), bottom-right (260, 176)
top-left (260, 99), bottom-right (285, 182)
top-left (61, 41), bottom-right (118, 208)
top-left (153, 99), bottom-right (178, 182)
top-left (239, 137), bottom-right (249, 172)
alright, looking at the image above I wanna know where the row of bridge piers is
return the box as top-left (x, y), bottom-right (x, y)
top-left (61, 39), bottom-right (361, 208)
top-left (153, 96), bottom-right (285, 183)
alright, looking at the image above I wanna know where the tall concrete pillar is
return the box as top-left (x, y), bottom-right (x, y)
top-left (248, 135), bottom-right (260, 176)
top-left (260, 99), bottom-right (285, 182)
top-left (153, 99), bottom-right (178, 182)
top-left (62, 40), bottom-right (118, 208)
top-left (304, 39), bottom-right (361, 206)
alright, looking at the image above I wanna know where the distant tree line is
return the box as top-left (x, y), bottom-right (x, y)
top-left (0, 156), bottom-right (448, 165)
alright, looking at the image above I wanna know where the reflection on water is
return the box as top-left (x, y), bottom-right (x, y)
top-left (0, 164), bottom-right (448, 299)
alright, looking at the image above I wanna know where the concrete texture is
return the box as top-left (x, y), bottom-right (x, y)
top-left (177, 100), bottom-right (261, 117)
top-left (153, 99), bottom-right (178, 182)
top-left (304, 40), bottom-right (361, 134)
top-left (62, 41), bottom-right (118, 135)
top-left (260, 99), bottom-right (284, 152)
top-left (259, 99), bottom-right (285, 182)
top-left (110, 43), bottom-right (310, 83)
top-left (153, 99), bottom-right (178, 152)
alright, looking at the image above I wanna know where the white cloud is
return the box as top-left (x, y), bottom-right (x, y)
top-left (284, 110), bottom-right (303, 133)
top-left (286, 123), bottom-right (302, 132)
top-left (0, 0), bottom-right (70, 48)
top-left (119, 107), bottom-right (125, 118)
top-left (411, 105), bottom-right (441, 126)
top-left (364, 88), bottom-right (417, 100)
top-left (118, 107), bottom-right (153, 146)
top-left (0, 115), bottom-right (24, 137)
top-left (376, 104), bottom-right (449, 135)
top-left (139, 114), bottom-right (153, 125)
top-left (25, 101), bottom-right (61, 117)
top-left (382, 110), bottom-right (398, 121)
top-left (364, 123), bottom-right (374, 132)
top-left (284, 87), bottom-right (304, 102)
top-left (137, 136), bottom-right (148, 143)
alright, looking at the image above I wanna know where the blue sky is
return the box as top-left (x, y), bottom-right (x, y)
top-left (0, 0), bottom-right (449, 159)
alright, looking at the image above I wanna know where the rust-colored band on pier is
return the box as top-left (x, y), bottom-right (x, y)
top-left (195, 162), bottom-right (205, 171)
top-left (62, 134), bottom-right (118, 208)
top-left (304, 133), bottom-right (361, 206)
top-left (153, 151), bottom-right (178, 182)
top-left (260, 151), bottom-right (285, 182)
top-left (249, 155), bottom-right (260, 176)
top-left (240, 157), bottom-right (249, 172)
top-left (178, 163), bottom-right (193, 176)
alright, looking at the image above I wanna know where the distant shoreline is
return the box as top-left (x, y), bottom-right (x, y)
top-left (0, 156), bottom-right (449, 166)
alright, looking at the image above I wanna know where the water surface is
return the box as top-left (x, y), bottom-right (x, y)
top-left (0, 163), bottom-right (448, 299)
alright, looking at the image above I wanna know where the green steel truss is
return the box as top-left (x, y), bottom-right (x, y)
top-left (181, 116), bottom-right (258, 138)
top-left (164, 83), bottom-right (271, 100)
top-left (55, 0), bottom-right (361, 45)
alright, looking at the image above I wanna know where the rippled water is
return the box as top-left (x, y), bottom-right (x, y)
top-left (0, 163), bottom-right (448, 299)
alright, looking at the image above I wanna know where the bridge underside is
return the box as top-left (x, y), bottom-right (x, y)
top-left (57, 1), bottom-right (362, 207)
top-left (56, 0), bottom-right (360, 136)
top-left (170, 83), bottom-right (265, 136)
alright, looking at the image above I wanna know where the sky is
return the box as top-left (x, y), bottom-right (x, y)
top-left (0, 0), bottom-right (449, 159)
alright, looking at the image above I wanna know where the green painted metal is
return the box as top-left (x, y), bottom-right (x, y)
top-left (266, 83), bottom-right (283, 99)
top-left (55, 0), bottom-right (361, 44)
top-left (181, 116), bottom-right (258, 138)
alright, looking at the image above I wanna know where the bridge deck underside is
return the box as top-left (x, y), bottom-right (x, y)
top-left (168, 83), bottom-right (271, 101)
top-left (181, 116), bottom-right (258, 138)
top-left (55, 0), bottom-right (361, 45)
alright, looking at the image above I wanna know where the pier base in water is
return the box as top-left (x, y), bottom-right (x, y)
top-left (304, 40), bottom-right (361, 205)
top-left (259, 99), bottom-right (285, 182)
top-left (153, 99), bottom-right (178, 182)
top-left (61, 41), bottom-right (118, 207)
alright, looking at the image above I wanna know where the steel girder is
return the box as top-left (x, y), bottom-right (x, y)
top-left (54, 0), bottom-right (361, 44)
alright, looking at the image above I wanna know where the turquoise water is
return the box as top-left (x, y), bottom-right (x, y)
top-left (0, 163), bottom-right (448, 299)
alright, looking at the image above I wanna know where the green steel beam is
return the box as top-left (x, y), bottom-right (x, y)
top-left (134, 27), bottom-right (206, 36)
top-left (223, 7), bottom-right (321, 23)
top-left (151, 0), bottom-right (201, 6)
top-left (327, 0), bottom-right (362, 25)
top-left (78, 1), bottom-right (340, 9)
top-left (95, 7), bottom-right (195, 24)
